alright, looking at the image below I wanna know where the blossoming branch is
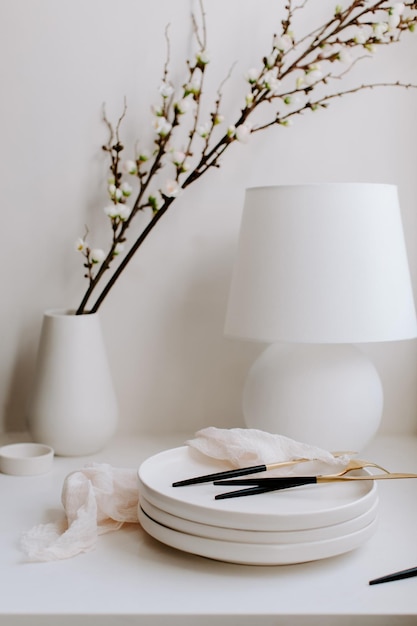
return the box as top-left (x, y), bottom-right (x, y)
top-left (75, 0), bottom-right (417, 315)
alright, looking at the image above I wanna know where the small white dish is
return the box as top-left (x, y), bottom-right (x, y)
top-left (0, 443), bottom-right (54, 476)
top-left (138, 506), bottom-right (378, 565)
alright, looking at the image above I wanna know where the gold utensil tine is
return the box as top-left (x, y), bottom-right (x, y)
top-left (320, 472), bottom-right (417, 483)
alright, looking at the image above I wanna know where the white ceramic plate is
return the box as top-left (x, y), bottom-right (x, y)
top-left (138, 494), bottom-right (378, 544)
top-left (138, 446), bottom-right (378, 531)
top-left (138, 506), bottom-right (378, 565)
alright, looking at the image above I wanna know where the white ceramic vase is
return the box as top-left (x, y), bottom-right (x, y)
top-left (27, 309), bottom-right (118, 456)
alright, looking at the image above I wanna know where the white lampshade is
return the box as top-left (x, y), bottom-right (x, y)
top-left (225, 183), bottom-right (417, 344)
top-left (225, 183), bottom-right (417, 451)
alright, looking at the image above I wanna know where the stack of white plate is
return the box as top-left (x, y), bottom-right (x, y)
top-left (137, 447), bottom-right (378, 565)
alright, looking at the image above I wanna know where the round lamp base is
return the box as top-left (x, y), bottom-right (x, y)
top-left (243, 344), bottom-right (383, 452)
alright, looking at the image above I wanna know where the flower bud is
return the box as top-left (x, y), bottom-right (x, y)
top-left (164, 179), bottom-right (180, 198)
top-left (159, 82), bottom-right (174, 98)
top-left (262, 71), bottom-right (280, 93)
top-left (151, 103), bottom-right (164, 117)
top-left (118, 205), bottom-right (131, 220)
top-left (278, 118), bottom-right (293, 127)
top-left (196, 49), bottom-right (210, 65)
top-left (304, 64), bottom-right (323, 86)
top-left (113, 242), bottom-right (125, 256)
top-left (354, 27), bottom-right (368, 44)
top-left (235, 124), bottom-right (251, 143)
top-left (184, 76), bottom-right (201, 97)
top-left (90, 249), bottom-right (105, 264)
top-left (104, 204), bottom-right (120, 218)
top-left (390, 2), bottom-right (405, 15)
top-left (121, 182), bottom-right (132, 197)
top-left (170, 150), bottom-right (186, 166)
top-left (138, 150), bottom-right (150, 162)
top-left (153, 116), bottom-right (172, 137)
top-left (149, 191), bottom-right (163, 211)
top-left (123, 160), bottom-right (137, 175)
top-left (338, 48), bottom-right (353, 64)
top-left (245, 68), bottom-right (259, 84)
top-left (197, 123), bottom-right (210, 138)
top-left (373, 22), bottom-right (388, 39)
top-left (265, 50), bottom-right (278, 68)
top-left (175, 97), bottom-right (192, 115)
top-left (273, 34), bottom-right (292, 52)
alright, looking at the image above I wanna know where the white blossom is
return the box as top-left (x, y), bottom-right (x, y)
top-left (104, 204), bottom-right (121, 218)
top-left (138, 149), bottom-right (150, 162)
top-left (388, 13), bottom-right (401, 27)
top-left (354, 27), bottom-right (368, 44)
top-left (213, 113), bottom-right (224, 125)
top-left (170, 150), bottom-right (186, 166)
top-left (159, 82), bottom-right (174, 98)
top-left (278, 118), bottom-right (294, 127)
top-left (265, 50), bottom-right (278, 68)
top-left (103, 202), bottom-right (131, 220)
top-left (151, 103), bottom-right (164, 117)
top-left (90, 248), bottom-right (105, 264)
top-left (75, 238), bottom-right (86, 252)
top-left (262, 71), bottom-right (280, 93)
top-left (123, 160), bottom-right (137, 175)
top-left (108, 184), bottom-right (122, 201)
top-left (175, 97), bottom-right (192, 114)
top-left (148, 191), bottom-right (163, 211)
top-left (197, 122), bottom-right (210, 138)
top-left (304, 64), bottom-right (323, 86)
top-left (196, 49), bottom-right (210, 64)
top-left (121, 182), bottom-right (133, 197)
top-left (113, 242), bottom-right (125, 256)
top-left (118, 205), bottom-right (131, 220)
top-left (273, 34), bottom-right (293, 52)
top-left (245, 68), bottom-right (259, 84)
top-left (283, 93), bottom-right (302, 106)
top-left (245, 92), bottom-right (254, 106)
top-left (164, 179), bottom-right (180, 197)
top-left (185, 75), bottom-right (201, 96)
top-left (338, 48), bottom-right (353, 64)
top-left (153, 116), bottom-right (172, 136)
top-left (391, 2), bottom-right (405, 15)
top-left (373, 22), bottom-right (389, 39)
top-left (227, 125), bottom-right (236, 138)
top-left (235, 124), bottom-right (251, 143)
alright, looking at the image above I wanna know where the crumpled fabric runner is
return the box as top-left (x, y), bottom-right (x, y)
top-left (186, 427), bottom-right (351, 474)
top-left (20, 429), bottom-right (351, 562)
top-left (20, 463), bottom-right (138, 562)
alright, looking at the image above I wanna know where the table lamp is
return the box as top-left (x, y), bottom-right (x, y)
top-left (224, 183), bottom-right (417, 451)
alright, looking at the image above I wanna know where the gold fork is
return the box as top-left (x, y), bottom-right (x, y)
top-left (329, 458), bottom-right (390, 477)
top-left (214, 463), bottom-right (417, 499)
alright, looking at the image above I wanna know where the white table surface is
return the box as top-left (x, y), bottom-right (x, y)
top-left (1, 431), bottom-right (417, 626)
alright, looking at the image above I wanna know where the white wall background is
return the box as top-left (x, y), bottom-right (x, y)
top-left (1, 0), bottom-right (416, 437)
